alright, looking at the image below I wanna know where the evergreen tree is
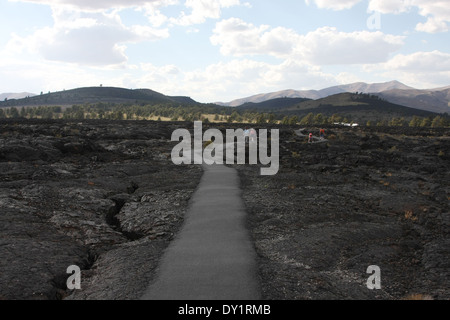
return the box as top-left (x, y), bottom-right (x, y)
top-left (300, 113), bottom-right (314, 125)
top-left (256, 114), bottom-right (267, 124)
top-left (314, 113), bottom-right (325, 124)
top-left (43, 109), bottom-right (54, 119)
top-left (288, 115), bottom-right (299, 125)
top-left (267, 113), bottom-right (276, 124)
top-left (389, 117), bottom-right (406, 127)
top-left (74, 109), bottom-right (85, 119)
top-left (421, 117), bottom-right (432, 127)
top-left (10, 107), bottom-right (20, 118)
top-left (330, 114), bottom-right (343, 124)
top-left (229, 111), bottom-right (239, 122)
top-left (409, 116), bottom-right (422, 127)
top-left (431, 116), bottom-right (445, 128)
top-left (377, 119), bottom-right (388, 127)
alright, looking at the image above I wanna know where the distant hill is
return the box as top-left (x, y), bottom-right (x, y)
top-left (216, 90), bottom-right (321, 107)
top-left (238, 97), bottom-right (311, 112)
top-left (219, 80), bottom-right (450, 114)
top-left (237, 92), bottom-right (438, 123)
top-left (219, 81), bottom-right (414, 107)
top-left (375, 87), bottom-right (450, 114)
top-left (2, 83), bottom-right (448, 120)
top-left (0, 87), bottom-right (197, 107)
top-left (329, 80), bottom-right (414, 94)
top-left (0, 92), bottom-right (36, 101)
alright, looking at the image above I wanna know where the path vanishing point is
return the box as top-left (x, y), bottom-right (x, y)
top-left (141, 160), bottom-right (261, 300)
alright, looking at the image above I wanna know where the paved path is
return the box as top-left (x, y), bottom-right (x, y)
top-left (141, 162), bottom-right (261, 300)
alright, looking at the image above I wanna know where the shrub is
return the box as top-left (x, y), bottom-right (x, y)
top-left (404, 210), bottom-right (418, 222)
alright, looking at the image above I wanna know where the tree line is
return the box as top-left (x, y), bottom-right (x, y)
top-left (0, 104), bottom-right (449, 128)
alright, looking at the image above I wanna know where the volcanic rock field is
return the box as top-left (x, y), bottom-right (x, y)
top-left (0, 119), bottom-right (448, 300)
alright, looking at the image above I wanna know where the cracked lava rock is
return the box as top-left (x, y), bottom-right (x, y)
top-left (0, 119), bottom-right (448, 300)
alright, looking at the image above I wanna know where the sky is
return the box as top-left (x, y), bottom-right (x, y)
top-left (0, 0), bottom-right (449, 103)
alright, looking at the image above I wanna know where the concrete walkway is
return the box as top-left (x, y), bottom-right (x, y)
top-left (141, 162), bottom-right (261, 300)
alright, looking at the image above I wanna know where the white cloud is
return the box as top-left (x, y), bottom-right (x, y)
top-left (416, 16), bottom-right (449, 33)
top-left (11, 0), bottom-right (246, 28)
top-left (368, 0), bottom-right (450, 33)
top-left (305, 0), bottom-right (362, 11)
top-left (128, 59), bottom-right (340, 102)
top-left (367, 0), bottom-right (410, 14)
top-left (8, 0), bottom-right (164, 11)
top-left (170, 0), bottom-right (244, 26)
top-left (299, 27), bottom-right (404, 65)
top-left (381, 50), bottom-right (450, 71)
top-left (305, 0), bottom-right (450, 33)
top-left (139, 0), bottom-right (178, 27)
top-left (3, 0), bottom-right (448, 101)
top-left (335, 72), bottom-right (365, 84)
top-left (0, 57), bottom-right (129, 93)
top-left (364, 51), bottom-right (450, 88)
top-left (211, 19), bottom-right (404, 65)
top-left (5, 8), bottom-right (169, 66)
top-left (210, 18), bottom-right (299, 57)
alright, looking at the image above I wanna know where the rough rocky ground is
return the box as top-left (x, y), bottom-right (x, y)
top-left (235, 125), bottom-right (449, 300)
top-left (0, 119), bottom-right (202, 300)
top-left (1, 119), bottom-right (448, 300)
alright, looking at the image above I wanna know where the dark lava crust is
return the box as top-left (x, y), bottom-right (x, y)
top-left (0, 119), bottom-right (202, 300)
top-left (236, 125), bottom-right (449, 300)
top-left (0, 119), bottom-right (448, 300)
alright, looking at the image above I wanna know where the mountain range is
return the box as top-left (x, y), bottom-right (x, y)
top-left (376, 86), bottom-right (450, 114)
top-left (217, 81), bottom-right (450, 114)
top-left (1, 80), bottom-right (449, 115)
top-left (0, 92), bottom-right (36, 101)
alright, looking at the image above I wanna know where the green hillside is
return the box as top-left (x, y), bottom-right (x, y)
top-left (239, 92), bottom-right (439, 123)
top-left (238, 97), bottom-right (310, 111)
top-left (0, 86), bottom-right (197, 107)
